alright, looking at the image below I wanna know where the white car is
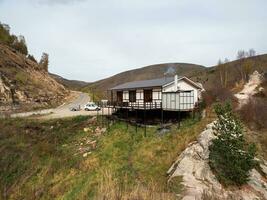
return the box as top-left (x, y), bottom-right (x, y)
top-left (84, 102), bottom-right (101, 111)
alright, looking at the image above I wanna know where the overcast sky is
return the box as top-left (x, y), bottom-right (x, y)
top-left (0, 0), bottom-right (266, 82)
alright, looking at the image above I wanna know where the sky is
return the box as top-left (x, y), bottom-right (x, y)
top-left (0, 0), bottom-right (266, 82)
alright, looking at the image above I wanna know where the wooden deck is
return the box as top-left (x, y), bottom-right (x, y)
top-left (106, 102), bottom-right (162, 110)
top-left (103, 101), bottom-right (196, 111)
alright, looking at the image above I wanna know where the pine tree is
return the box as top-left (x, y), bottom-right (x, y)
top-left (39, 53), bottom-right (49, 72)
top-left (209, 102), bottom-right (257, 186)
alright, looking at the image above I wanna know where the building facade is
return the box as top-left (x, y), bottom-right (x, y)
top-left (109, 75), bottom-right (204, 111)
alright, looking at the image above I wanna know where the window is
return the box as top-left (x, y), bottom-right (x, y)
top-left (144, 89), bottom-right (152, 102)
top-left (129, 90), bottom-right (136, 102)
top-left (117, 91), bottom-right (123, 102)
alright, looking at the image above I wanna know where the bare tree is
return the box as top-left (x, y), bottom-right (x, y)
top-left (248, 48), bottom-right (256, 57)
top-left (236, 50), bottom-right (246, 82)
top-left (224, 58), bottom-right (230, 63)
top-left (217, 59), bottom-right (224, 87)
top-left (243, 59), bottom-right (254, 81)
top-left (223, 58), bottom-right (229, 87)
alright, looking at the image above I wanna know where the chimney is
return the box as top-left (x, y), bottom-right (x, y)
top-left (174, 74), bottom-right (178, 91)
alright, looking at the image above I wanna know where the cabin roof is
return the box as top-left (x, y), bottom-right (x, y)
top-left (110, 76), bottom-right (204, 91)
top-left (110, 77), bottom-right (174, 90)
top-left (163, 76), bottom-right (203, 90)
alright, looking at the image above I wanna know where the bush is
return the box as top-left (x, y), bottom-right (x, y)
top-left (0, 22), bottom-right (28, 55)
top-left (239, 98), bottom-right (267, 130)
top-left (209, 102), bottom-right (257, 186)
top-left (27, 54), bottom-right (37, 63)
top-left (238, 78), bottom-right (267, 130)
top-left (202, 87), bottom-right (237, 107)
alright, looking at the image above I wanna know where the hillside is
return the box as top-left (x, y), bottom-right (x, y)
top-left (191, 54), bottom-right (267, 90)
top-left (83, 63), bottom-right (205, 94)
top-left (83, 54), bottom-right (267, 99)
top-left (0, 44), bottom-right (68, 112)
top-left (0, 115), bottom-right (212, 199)
top-left (49, 73), bottom-right (89, 91)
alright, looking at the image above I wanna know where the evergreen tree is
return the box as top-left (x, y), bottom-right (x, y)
top-left (39, 53), bottom-right (49, 72)
top-left (209, 102), bottom-right (257, 186)
top-left (27, 54), bottom-right (37, 63)
top-left (11, 35), bottom-right (28, 55)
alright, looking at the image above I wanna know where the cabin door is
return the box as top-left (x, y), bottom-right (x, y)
top-left (117, 91), bottom-right (123, 103)
top-left (144, 89), bottom-right (152, 103)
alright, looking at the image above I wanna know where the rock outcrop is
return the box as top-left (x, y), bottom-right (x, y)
top-left (167, 122), bottom-right (267, 200)
top-left (235, 71), bottom-right (263, 108)
top-left (0, 44), bottom-right (69, 111)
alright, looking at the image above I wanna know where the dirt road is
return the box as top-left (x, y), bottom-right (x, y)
top-left (11, 92), bottom-right (111, 119)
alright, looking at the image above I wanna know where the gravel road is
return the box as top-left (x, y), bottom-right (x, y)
top-left (11, 92), bottom-right (111, 119)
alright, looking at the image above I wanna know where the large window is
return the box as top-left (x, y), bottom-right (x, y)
top-left (144, 89), bottom-right (152, 102)
top-left (129, 90), bottom-right (136, 102)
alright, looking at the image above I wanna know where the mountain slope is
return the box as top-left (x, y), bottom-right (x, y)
top-left (192, 54), bottom-right (267, 90)
top-left (0, 44), bottom-right (69, 112)
top-left (49, 73), bottom-right (89, 91)
top-left (83, 63), bottom-right (205, 93)
top-left (82, 54), bottom-right (267, 99)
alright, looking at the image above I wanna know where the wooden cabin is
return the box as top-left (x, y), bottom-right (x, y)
top-left (109, 75), bottom-right (204, 111)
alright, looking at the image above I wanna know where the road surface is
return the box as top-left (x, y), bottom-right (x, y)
top-left (11, 92), bottom-right (111, 119)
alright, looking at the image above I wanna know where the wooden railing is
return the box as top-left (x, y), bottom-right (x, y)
top-left (102, 101), bottom-right (162, 110)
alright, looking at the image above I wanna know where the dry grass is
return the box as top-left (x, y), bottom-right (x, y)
top-left (96, 169), bottom-right (177, 200)
top-left (0, 114), bottom-right (214, 199)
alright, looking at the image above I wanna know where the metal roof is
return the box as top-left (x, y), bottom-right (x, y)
top-left (110, 77), bottom-right (174, 90)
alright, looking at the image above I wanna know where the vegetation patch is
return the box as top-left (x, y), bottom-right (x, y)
top-left (0, 115), bottom-right (212, 199)
top-left (209, 102), bottom-right (257, 186)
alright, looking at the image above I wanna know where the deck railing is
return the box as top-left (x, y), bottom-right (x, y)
top-left (104, 101), bottom-right (162, 110)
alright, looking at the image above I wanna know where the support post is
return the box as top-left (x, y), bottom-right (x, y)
top-left (161, 102), bottom-right (163, 128)
top-left (97, 102), bottom-right (99, 122)
top-left (107, 106), bottom-right (110, 130)
top-left (144, 103), bottom-right (146, 137)
top-left (126, 108), bottom-right (128, 130)
top-left (178, 92), bottom-right (181, 128)
top-left (135, 109), bottom-right (138, 133)
top-left (102, 101), bottom-right (104, 127)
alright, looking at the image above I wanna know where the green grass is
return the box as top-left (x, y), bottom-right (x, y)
top-left (0, 116), bottom-right (212, 199)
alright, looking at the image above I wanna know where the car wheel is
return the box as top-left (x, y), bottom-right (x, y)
top-left (85, 108), bottom-right (89, 111)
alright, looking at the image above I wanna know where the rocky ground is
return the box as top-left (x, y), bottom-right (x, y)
top-left (167, 71), bottom-right (267, 200)
top-left (167, 122), bottom-right (267, 200)
top-left (0, 44), bottom-right (68, 113)
top-left (235, 71), bottom-right (264, 108)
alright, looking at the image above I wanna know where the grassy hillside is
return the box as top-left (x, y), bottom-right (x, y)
top-left (0, 115), bottom-right (213, 199)
top-left (82, 63), bottom-right (205, 95)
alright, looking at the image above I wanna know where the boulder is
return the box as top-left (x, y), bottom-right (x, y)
top-left (95, 127), bottom-right (106, 136)
top-left (167, 121), bottom-right (267, 200)
top-left (84, 127), bottom-right (91, 132)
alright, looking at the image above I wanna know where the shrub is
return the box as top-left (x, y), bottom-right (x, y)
top-left (238, 77), bottom-right (267, 130)
top-left (27, 54), bottom-right (37, 63)
top-left (209, 102), bottom-right (257, 186)
top-left (238, 98), bottom-right (267, 130)
top-left (202, 87), bottom-right (237, 107)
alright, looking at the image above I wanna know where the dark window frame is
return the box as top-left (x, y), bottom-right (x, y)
top-left (144, 89), bottom-right (153, 102)
top-left (117, 91), bottom-right (123, 103)
top-left (129, 90), bottom-right (136, 102)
